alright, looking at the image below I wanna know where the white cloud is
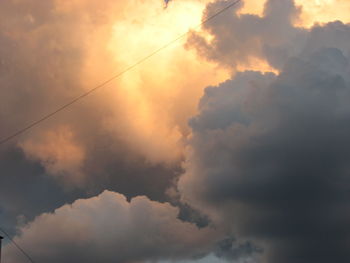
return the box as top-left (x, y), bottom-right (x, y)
top-left (3, 191), bottom-right (218, 263)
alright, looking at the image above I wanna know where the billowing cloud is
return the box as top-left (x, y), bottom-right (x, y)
top-left (180, 38), bottom-right (350, 263)
top-left (2, 0), bottom-right (350, 262)
top-left (0, 0), bottom-right (222, 243)
top-left (187, 0), bottom-right (350, 71)
top-left (3, 190), bottom-right (218, 263)
top-left (0, 0), bottom-right (226, 232)
top-left (177, 1), bottom-right (350, 262)
top-left (0, 0), bottom-right (225, 189)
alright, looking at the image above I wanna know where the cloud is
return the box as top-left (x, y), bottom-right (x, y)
top-left (3, 190), bottom-right (218, 263)
top-left (19, 126), bottom-right (86, 185)
top-left (0, 146), bottom-right (87, 236)
top-left (0, 0), bottom-right (223, 189)
top-left (179, 46), bottom-right (350, 262)
top-left (2, 0), bottom-right (350, 262)
top-left (186, 0), bottom-right (304, 70)
top-left (295, 0), bottom-right (350, 26)
top-left (0, 0), bottom-right (235, 241)
top-left (0, 1), bottom-right (227, 235)
top-left (158, 254), bottom-right (228, 263)
top-left (0, 0), bottom-right (199, 238)
top-left (178, 1), bottom-right (350, 261)
top-left (187, 0), bottom-right (350, 72)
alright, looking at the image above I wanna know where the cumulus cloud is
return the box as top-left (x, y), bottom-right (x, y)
top-left (0, 0), bottom-right (225, 232)
top-left (187, 0), bottom-right (350, 71)
top-left (0, 0), bottom-right (213, 242)
top-left (186, 0), bottom-right (303, 70)
top-left (3, 191), bottom-right (218, 263)
top-left (179, 46), bottom-right (350, 262)
top-left (3, 0), bottom-right (350, 262)
top-left (177, 2), bottom-right (350, 262)
top-left (0, 0), bottom-right (222, 191)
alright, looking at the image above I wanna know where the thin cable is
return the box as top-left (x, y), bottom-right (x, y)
top-left (0, 0), bottom-right (241, 146)
top-left (0, 227), bottom-right (36, 263)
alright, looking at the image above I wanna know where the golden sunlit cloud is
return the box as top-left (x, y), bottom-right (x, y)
top-left (20, 126), bottom-right (85, 186)
top-left (82, 0), bottom-right (228, 164)
top-left (239, 0), bottom-right (265, 15)
top-left (58, 0), bottom-right (350, 166)
top-left (14, 0), bottom-right (350, 181)
top-left (296, 0), bottom-right (350, 26)
top-left (241, 0), bottom-right (350, 26)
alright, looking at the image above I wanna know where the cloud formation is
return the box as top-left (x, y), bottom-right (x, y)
top-left (3, 191), bottom-right (217, 263)
top-left (0, 0), bottom-right (214, 247)
top-left (187, 0), bottom-right (350, 71)
top-left (2, 0), bottom-right (350, 262)
top-left (0, 0), bottom-right (222, 233)
top-left (0, 0), bottom-right (222, 188)
top-left (0, 146), bottom-right (88, 236)
top-left (179, 1), bottom-right (350, 259)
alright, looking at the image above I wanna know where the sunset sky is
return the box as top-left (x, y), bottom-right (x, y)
top-left (1, 0), bottom-right (350, 262)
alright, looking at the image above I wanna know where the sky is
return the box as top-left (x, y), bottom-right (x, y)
top-left (1, 0), bottom-right (350, 262)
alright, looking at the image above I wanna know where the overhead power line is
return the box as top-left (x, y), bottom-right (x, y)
top-left (0, 0), bottom-right (241, 146)
top-left (0, 227), bottom-right (36, 263)
top-left (0, 3), bottom-right (241, 262)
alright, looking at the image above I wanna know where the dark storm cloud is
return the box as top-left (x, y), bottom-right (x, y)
top-left (0, 141), bottom-right (177, 238)
top-left (0, 146), bottom-right (87, 236)
top-left (179, 1), bottom-right (350, 261)
top-left (214, 236), bottom-right (262, 262)
top-left (179, 47), bottom-right (350, 263)
top-left (80, 133), bottom-right (181, 202)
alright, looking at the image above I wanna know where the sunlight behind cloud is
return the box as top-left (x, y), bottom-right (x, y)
top-left (102, 0), bottom-right (229, 164)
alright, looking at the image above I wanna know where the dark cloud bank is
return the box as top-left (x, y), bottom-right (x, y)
top-left (180, 1), bottom-right (350, 262)
top-left (2, 0), bottom-right (350, 262)
top-left (180, 48), bottom-right (350, 263)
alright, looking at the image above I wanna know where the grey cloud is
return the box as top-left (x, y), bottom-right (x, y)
top-left (180, 1), bottom-right (350, 261)
top-left (214, 236), bottom-right (262, 262)
top-left (187, 0), bottom-right (305, 70)
top-left (0, 129), bottom-right (179, 238)
top-left (179, 47), bottom-right (350, 263)
top-left (0, 146), bottom-right (87, 236)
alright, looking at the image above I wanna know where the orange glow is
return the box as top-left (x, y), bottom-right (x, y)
top-left (296, 0), bottom-right (350, 26)
top-left (239, 0), bottom-right (265, 15)
top-left (237, 0), bottom-right (350, 26)
top-left (20, 126), bottom-right (85, 186)
top-left (19, 0), bottom-right (350, 174)
top-left (93, 0), bottom-right (228, 164)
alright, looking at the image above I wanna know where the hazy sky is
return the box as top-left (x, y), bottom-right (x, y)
top-left (1, 0), bottom-right (350, 262)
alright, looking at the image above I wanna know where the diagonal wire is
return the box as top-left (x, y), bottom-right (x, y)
top-left (0, 227), bottom-right (36, 263)
top-left (0, 1), bottom-right (241, 262)
top-left (0, 0), bottom-right (241, 146)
